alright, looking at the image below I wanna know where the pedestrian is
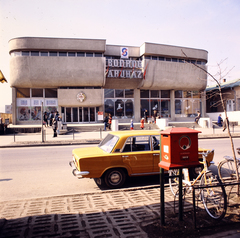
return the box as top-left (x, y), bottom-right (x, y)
top-left (54, 111), bottom-right (59, 121)
top-left (103, 115), bottom-right (109, 131)
top-left (49, 111), bottom-right (54, 126)
top-left (140, 118), bottom-right (144, 129)
top-left (108, 114), bottom-right (112, 130)
top-left (130, 119), bottom-right (134, 130)
top-left (43, 112), bottom-right (48, 127)
top-left (195, 111), bottom-right (201, 124)
top-left (222, 117), bottom-right (229, 132)
top-left (52, 118), bottom-right (58, 137)
top-left (217, 114), bottom-right (223, 127)
top-left (144, 109), bottom-right (148, 123)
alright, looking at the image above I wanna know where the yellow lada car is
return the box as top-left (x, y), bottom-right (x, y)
top-left (69, 130), bottom-right (214, 189)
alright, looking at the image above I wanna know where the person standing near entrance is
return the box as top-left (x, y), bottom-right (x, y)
top-left (108, 114), bottom-right (112, 130)
top-left (103, 115), bottom-right (109, 131)
top-left (144, 109), bottom-right (148, 123)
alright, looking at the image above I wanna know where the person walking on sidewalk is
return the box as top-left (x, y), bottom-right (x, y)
top-left (140, 118), bottom-right (145, 129)
top-left (52, 118), bottom-right (58, 137)
top-left (130, 119), bottom-right (134, 130)
top-left (195, 111), bottom-right (201, 124)
top-left (43, 112), bottom-right (48, 127)
top-left (218, 114), bottom-right (223, 127)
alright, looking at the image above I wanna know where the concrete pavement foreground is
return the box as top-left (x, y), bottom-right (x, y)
top-left (0, 125), bottom-right (240, 237)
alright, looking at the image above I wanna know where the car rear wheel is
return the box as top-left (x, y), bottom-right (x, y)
top-left (104, 168), bottom-right (126, 189)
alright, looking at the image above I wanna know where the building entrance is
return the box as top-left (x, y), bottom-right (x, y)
top-left (62, 107), bottom-right (97, 123)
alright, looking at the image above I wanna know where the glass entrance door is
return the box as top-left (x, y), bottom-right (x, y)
top-left (63, 107), bottom-right (96, 123)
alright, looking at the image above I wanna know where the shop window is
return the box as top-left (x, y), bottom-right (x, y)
top-left (31, 107), bottom-right (42, 120)
top-left (79, 108), bottom-right (83, 122)
top-left (45, 89), bottom-right (57, 98)
top-left (115, 89), bottom-right (124, 98)
top-left (172, 58), bottom-right (178, 62)
top-left (32, 89), bottom-right (43, 97)
top-left (144, 56), bottom-right (151, 60)
top-left (59, 52), bottom-right (67, 57)
top-left (140, 90), bottom-right (149, 98)
top-left (161, 90), bottom-right (170, 98)
top-left (151, 90), bottom-right (159, 98)
top-left (73, 108), bottom-right (78, 122)
top-left (159, 57), bottom-right (165, 61)
top-left (141, 99), bottom-right (149, 118)
top-left (104, 89), bottom-right (114, 98)
top-left (17, 107), bottom-right (30, 121)
top-left (68, 52), bottom-right (76, 57)
top-left (125, 100), bottom-right (134, 118)
top-left (161, 100), bottom-right (170, 117)
top-left (151, 100), bottom-right (159, 117)
top-left (125, 89), bottom-right (134, 98)
top-left (175, 100), bottom-right (182, 114)
top-left (31, 51), bottom-right (39, 56)
top-left (166, 58), bottom-right (171, 62)
top-left (115, 99), bottom-right (124, 118)
top-left (104, 99), bottom-right (114, 116)
top-left (41, 52), bottom-right (48, 56)
top-left (175, 90), bottom-right (182, 98)
top-left (77, 52), bottom-right (85, 57)
top-left (17, 88), bottom-right (30, 98)
top-left (152, 56), bottom-right (157, 60)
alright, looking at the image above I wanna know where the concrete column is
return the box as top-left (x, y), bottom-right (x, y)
top-left (170, 89), bottom-right (175, 121)
top-left (134, 89), bottom-right (140, 122)
top-left (201, 91), bottom-right (206, 117)
top-left (12, 87), bottom-right (17, 125)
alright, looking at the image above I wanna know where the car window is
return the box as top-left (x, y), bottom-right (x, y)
top-left (122, 136), bottom-right (150, 152)
top-left (152, 135), bottom-right (160, 150)
top-left (98, 134), bottom-right (119, 153)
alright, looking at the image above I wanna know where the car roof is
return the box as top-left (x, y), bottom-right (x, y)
top-left (109, 130), bottom-right (161, 137)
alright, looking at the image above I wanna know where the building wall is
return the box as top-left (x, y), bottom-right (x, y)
top-left (10, 56), bottom-right (106, 88)
top-left (58, 89), bottom-right (103, 107)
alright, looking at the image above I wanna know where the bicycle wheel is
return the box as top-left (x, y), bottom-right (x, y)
top-left (218, 159), bottom-right (239, 181)
top-left (200, 171), bottom-right (227, 220)
top-left (169, 169), bottom-right (180, 197)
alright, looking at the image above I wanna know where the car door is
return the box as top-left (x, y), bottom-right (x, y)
top-left (122, 136), bottom-right (153, 174)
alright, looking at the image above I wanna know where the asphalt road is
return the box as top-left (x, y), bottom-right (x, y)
top-left (0, 138), bottom-right (239, 202)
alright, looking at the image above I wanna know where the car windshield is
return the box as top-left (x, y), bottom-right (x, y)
top-left (98, 134), bottom-right (119, 153)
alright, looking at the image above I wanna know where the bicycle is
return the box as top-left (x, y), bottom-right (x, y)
top-left (218, 147), bottom-right (240, 181)
top-left (169, 150), bottom-right (227, 220)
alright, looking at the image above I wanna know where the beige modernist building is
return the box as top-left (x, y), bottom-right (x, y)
top-left (9, 37), bottom-right (208, 125)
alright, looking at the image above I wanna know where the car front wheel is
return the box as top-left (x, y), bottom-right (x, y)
top-left (104, 168), bottom-right (126, 189)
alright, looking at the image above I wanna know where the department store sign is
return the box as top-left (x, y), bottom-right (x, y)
top-left (106, 58), bottom-right (143, 79)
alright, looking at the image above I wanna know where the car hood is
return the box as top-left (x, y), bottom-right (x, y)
top-left (72, 146), bottom-right (107, 159)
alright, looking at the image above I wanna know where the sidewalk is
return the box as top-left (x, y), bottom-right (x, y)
top-left (1, 123), bottom-right (240, 148)
top-left (0, 124), bottom-right (240, 237)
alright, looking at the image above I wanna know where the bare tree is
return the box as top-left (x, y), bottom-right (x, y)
top-left (182, 50), bottom-right (239, 195)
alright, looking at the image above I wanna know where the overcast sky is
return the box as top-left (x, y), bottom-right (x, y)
top-left (0, 0), bottom-right (240, 112)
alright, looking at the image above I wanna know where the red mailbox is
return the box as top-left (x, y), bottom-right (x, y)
top-left (158, 127), bottom-right (201, 170)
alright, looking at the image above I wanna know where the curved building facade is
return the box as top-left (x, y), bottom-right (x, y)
top-left (9, 37), bottom-right (208, 124)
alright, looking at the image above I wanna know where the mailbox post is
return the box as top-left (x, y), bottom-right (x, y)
top-left (159, 127), bottom-right (201, 224)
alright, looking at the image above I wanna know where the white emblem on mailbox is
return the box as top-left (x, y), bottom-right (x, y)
top-left (179, 135), bottom-right (191, 150)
